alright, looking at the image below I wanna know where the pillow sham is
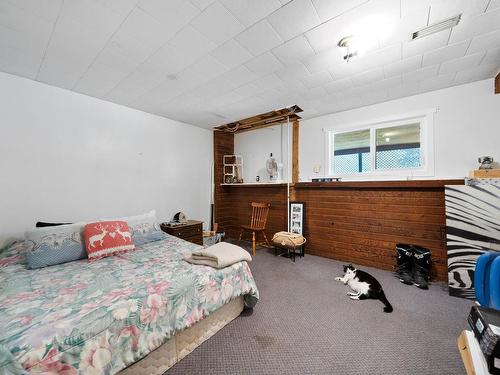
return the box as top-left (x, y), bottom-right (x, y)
top-left (84, 221), bottom-right (135, 261)
top-left (101, 210), bottom-right (164, 246)
top-left (25, 222), bottom-right (86, 269)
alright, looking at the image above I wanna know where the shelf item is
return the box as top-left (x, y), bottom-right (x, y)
top-left (470, 169), bottom-right (500, 178)
top-left (223, 154), bottom-right (243, 184)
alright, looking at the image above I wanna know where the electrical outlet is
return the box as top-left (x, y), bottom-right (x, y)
top-left (313, 165), bottom-right (321, 174)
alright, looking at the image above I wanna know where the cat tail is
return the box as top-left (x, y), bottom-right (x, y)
top-left (379, 291), bottom-right (393, 313)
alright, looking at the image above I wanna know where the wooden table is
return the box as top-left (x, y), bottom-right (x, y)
top-left (160, 220), bottom-right (203, 245)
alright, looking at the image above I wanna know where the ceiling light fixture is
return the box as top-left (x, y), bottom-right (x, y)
top-left (411, 14), bottom-right (462, 40)
top-left (338, 36), bottom-right (358, 63)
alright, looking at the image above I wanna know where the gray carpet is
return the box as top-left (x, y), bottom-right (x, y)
top-left (166, 245), bottom-right (473, 375)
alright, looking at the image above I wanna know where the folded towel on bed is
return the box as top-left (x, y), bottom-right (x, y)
top-left (185, 242), bottom-right (252, 268)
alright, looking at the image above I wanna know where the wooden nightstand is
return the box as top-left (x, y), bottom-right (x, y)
top-left (160, 220), bottom-right (203, 245)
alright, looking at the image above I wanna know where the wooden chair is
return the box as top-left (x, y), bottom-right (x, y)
top-left (237, 202), bottom-right (271, 256)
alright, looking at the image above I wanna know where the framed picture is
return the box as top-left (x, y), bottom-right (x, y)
top-left (289, 202), bottom-right (305, 235)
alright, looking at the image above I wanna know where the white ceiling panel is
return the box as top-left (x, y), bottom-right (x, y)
top-left (402, 30), bottom-right (451, 59)
top-left (383, 55), bottom-right (422, 78)
top-left (272, 36), bottom-right (315, 64)
top-left (449, 7), bottom-right (500, 43)
top-left (191, 2), bottom-right (245, 45)
top-left (1, 0), bottom-right (499, 128)
top-left (300, 70), bottom-right (332, 89)
top-left (137, 0), bottom-right (200, 35)
top-left (267, 0), bottom-right (321, 41)
top-left (439, 52), bottom-right (484, 74)
top-left (455, 63), bottom-right (499, 84)
top-left (219, 0), bottom-right (281, 27)
top-left (422, 40), bottom-right (469, 67)
top-left (245, 52), bottom-right (284, 75)
top-left (235, 19), bottom-right (283, 56)
top-left (311, 0), bottom-right (369, 23)
top-left (210, 39), bottom-right (253, 69)
top-left (467, 29), bottom-right (500, 54)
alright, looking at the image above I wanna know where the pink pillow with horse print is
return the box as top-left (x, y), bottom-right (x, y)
top-left (83, 221), bottom-right (134, 261)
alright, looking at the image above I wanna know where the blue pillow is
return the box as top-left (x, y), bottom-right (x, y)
top-left (133, 229), bottom-right (167, 246)
top-left (25, 223), bottom-right (87, 269)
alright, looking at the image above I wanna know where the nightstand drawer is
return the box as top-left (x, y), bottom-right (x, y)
top-left (160, 220), bottom-right (203, 244)
top-left (171, 224), bottom-right (201, 239)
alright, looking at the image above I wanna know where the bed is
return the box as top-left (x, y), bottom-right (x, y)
top-left (0, 234), bottom-right (259, 374)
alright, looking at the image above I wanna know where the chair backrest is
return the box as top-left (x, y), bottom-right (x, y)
top-left (249, 202), bottom-right (270, 230)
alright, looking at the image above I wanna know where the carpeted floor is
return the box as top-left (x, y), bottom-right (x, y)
top-left (166, 245), bottom-right (473, 375)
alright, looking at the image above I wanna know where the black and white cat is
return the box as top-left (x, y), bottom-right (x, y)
top-left (335, 264), bottom-right (393, 313)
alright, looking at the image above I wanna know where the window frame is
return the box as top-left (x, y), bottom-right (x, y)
top-left (324, 110), bottom-right (435, 179)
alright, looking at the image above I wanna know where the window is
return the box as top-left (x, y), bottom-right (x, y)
top-left (327, 114), bottom-right (433, 177)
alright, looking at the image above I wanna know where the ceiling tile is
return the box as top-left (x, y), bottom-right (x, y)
top-left (303, 48), bottom-right (344, 73)
top-left (95, 0), bottom-right (139, 16)
top-left (402, 65), bottom-right (439, 84)
top-left (488, 0), bottom-right (500, 10)
top-left (137, 0), bottom-right (200, 36)
top-left (422, 40), bottom-right (469, 66)
top-left (245, 52), bottom-right (284, 75)
top-left (4, 0), bottom-right (63, 23)
top-left (418, 72), bottom-right (456, 92)
top-left (324, 77), bottom-right (353, 94)
top-left (191, 2), bottom-right (245, 45)
top-left (402, 29), bottom-right (451, 59)
top-left (311, 0), bottom-right (369, 23)
top-left (0, 44), bottom-right (41, 78)
top-left (252, 73), bottom-right (284, 90)
top-left (306, 0), bottom-right (399, 53)
top-left (467, 29), bottom-right (500, 54)
top-left (235, 19), bottom-right (283, 56)
top-left (301, 70), bottom-right (333, 88)
top-left (272, 35), bottom-right (315, 64)
top-left (350, 67), bottom-right (384, 86)
top-left (449, 7), bottom-right (500, 43)
top-left (481, 46), bottom-right (500, 65)
top-left (275, 62), bottom-right (311, 81)
top-left (267, 0), bottom-right (321, 41)
top-left (210, 39), bottom-right (253, 69)
top-left (428, 0), bottom-right (489, 24)
top-left (455, 63), bottom-right (499, 84)
top-left (439, 52), bottom-right (484, 74)
top-left (219, 0), bottom-right (281, 27)
top-left (110, 8), bottom-right (173, 62)
top-left (233, 82), bottom-right (263, 97)
top-left (168, 25), bottom-right (217, 60)
top-left (383, 55), bottom-right (422, 77)
top-left (190, 0), bottom-right (216, 11)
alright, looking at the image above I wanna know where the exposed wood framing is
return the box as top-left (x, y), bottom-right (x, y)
top-left (213, 105), bottom-right (302, 133)
top-left (292, 120), bottom-right (300, 184)
top-left (496, 72), bottom-right (500, 94)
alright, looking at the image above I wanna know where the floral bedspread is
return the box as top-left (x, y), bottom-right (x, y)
top-left (0, 236), bottom-right (259, 375)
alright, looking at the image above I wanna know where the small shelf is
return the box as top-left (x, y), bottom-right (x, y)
top-left (221, 182), bottom-right (289, 188)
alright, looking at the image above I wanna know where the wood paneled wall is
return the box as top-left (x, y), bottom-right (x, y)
top-left (293, 182), bottom-right (463, 280)
top-left (213, 131), bottom-right (463, 281)
top-left (219, 185), bottom-right (288, 240)
top-left (213, 131), bottom-right (234, 232)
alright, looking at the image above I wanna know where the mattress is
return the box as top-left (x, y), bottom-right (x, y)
top-left (119, 296), bottom-right (244, 374)
top-left (0, 236), bottom-right (259, 374)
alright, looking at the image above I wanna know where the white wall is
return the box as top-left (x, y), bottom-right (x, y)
top-left (233, 79), bottom-right (500, 182)
top-left (0, 72), bottom-right (213, 241)
top-left (300, 79), bottom-right (500, 181)
top-left (234, 123), bottom-right (291, 183)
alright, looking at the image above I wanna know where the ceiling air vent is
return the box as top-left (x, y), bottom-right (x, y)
top-left (411, 14), bottom-right (462, 40)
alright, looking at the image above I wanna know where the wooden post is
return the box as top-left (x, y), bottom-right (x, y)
top-left (292, 120), bottom-right (300, 183)
top-left (495, 72), bottom-right (500, 94)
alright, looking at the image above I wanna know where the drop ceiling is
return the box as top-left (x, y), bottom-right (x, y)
top-left (1, 0), bottom-right (499, 129)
